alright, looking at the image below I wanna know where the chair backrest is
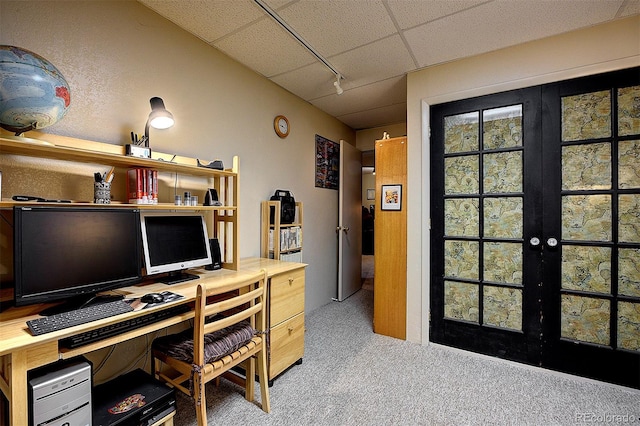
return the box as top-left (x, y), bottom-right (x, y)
top-left (192, 269), bottom-right (267, 366)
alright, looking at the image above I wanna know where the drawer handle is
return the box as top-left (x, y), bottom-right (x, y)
top-left (288, 327), bottom-right (294, 333)
top-left (288, 278), bottom-right (294, 285)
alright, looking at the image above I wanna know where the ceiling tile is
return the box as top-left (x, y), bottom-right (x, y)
top-left (275, 0), bottom-right (397, 56)
top-left (619, 0), bottom-right (640, 16)
top-left (214, 16), bottom-right (317, 77)
top-left (330, 35), bottom-right (416, 88)
top-left (387, 0), bottom-right (489, 30)
top-left (139, 0), bottom-right (637, 130)
top-left (139, 0), bottom-right (264, 42)
top-left (310, 76), bottom-right (406, 117)
top-left (405, 0), bottom-right (626, 68)
top-left (270, 62), bottom-right (337, 100)
top-left (337, 102), bottom-right (407, 130)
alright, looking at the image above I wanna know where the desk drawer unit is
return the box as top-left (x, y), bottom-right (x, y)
top-left (267, 267), bottom-right (305, 381)
top-left (269, 268), bottom-right (305, 325)
top-left (269, 312), bottom-right (305, 378)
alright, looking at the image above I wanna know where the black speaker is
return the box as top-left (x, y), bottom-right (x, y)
top-left (204, 188), bottom-right (221, 206)
top-left (205, 238), bottom-right (222, 270)
top-left (269, 190), bottom-right (296, 224)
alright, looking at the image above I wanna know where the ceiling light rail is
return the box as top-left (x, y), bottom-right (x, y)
top-left (252, 0), bottom-right (344, 95)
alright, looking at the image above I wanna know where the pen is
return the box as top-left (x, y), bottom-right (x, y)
top-left (105, 167), bottom-right (115, 183)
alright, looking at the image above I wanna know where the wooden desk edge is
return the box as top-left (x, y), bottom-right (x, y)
top-left (0, 257), bottom-right (306, 357)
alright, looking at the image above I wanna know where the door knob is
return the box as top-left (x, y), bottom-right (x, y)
top-left (529, 237), bottom-right (541, 247)
top-left (342, 226), bottom-right (350, 233)
top-left (546, 237), bottom-right (559, 247)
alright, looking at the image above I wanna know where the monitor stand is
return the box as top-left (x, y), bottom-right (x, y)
top-left (159, 271), bottom-right (199, 285)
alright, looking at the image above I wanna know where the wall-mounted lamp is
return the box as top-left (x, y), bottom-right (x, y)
top-left (334, 74), bottom-right (344, 96)
top-left (144, 97), bottom-right (174, 148)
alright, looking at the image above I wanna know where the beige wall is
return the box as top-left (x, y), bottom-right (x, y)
top-left (1, 0), bottom-right (356, 381)
top-left (356, 123), bottom-right (407, 152)
top-left (362, 172), bottom-right (376, 208)
top-left (406, 16), bottom-right (640, 344)
top-left (1, 0), bottom-right (355, 311)
top-left (357, 123), bottom-right (406, 210)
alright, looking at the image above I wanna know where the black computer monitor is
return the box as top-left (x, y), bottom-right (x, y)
top-left (139, 212), bottom-right (212, 284)
top-left (13, 206), bottom-right (142, 312)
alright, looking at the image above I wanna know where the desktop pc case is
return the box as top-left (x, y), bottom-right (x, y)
top-left (93, 369), bottom-right (176, 425)
top-left (28, 359), bottom-right (92, 426)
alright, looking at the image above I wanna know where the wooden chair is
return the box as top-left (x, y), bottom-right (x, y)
top-left (151, 270), bottom-right (270, 425)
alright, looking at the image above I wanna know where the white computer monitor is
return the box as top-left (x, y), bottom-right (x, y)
top-left (139, 211), bottom-right (212, 284)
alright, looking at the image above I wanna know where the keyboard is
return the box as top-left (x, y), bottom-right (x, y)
top-left (27, 299), bottom-right (134, 336)
top-left (60, 304), bottom-right (191, 348)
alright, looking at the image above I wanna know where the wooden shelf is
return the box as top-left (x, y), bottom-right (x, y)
top-left (0, 132), bottom-right (240, 270)
top-left (0, 201), bottom-right (238, 211)
top-left (261, 200), bottom-right (303, 262)
top-left (0, 135), bottom-right (236, 178)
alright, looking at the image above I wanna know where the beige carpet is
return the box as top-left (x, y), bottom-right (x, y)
top-left (172, 284), bottom-right (640, 425)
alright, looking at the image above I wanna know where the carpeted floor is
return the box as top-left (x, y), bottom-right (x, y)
top-left (171, 268), bottom-right (640, 425)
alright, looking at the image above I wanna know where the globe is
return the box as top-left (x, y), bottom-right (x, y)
top-left (0, 45), bottom-right (71, 135)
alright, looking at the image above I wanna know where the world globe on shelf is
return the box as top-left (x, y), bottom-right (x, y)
top-left (0, 45), bottom-right (71, 135)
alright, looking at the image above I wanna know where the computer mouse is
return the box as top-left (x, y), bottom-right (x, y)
top-left (141, 293), bottom-right (164, 304)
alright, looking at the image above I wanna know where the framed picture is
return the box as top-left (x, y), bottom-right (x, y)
top-left (366, 189), bottom-right (375, 200)
top-left (381, 184), bottom-right (402, 211)
top-left (315, 134), bottom-right (339, 190)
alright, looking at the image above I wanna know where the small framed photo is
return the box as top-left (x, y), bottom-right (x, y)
top-left (366, 189), bottom-right (375, 200)
top-left (381, 184), bottom-right (402, 211)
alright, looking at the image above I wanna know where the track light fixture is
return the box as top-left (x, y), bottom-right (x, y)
top-left (253, 0), bottom-right (345, 96)
top-left (334, 74), bottom-right (344, 95)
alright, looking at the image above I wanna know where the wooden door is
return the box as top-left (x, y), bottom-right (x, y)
top-left (337, 140), bottom-right (362, 301)
top-left (374, 136), bottom-right (407, 339)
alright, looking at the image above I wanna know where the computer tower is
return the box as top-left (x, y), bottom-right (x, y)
top-left (28, 359), bottom-right (92, 426)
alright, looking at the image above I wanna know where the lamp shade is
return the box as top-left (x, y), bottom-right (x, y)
top-left (148, 97), bottom-right (174, 129)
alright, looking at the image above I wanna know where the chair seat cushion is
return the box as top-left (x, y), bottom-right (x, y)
top-left (153, 321), bottom-right (255, 364)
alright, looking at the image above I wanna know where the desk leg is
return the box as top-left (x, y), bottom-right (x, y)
top-left (8, 349), bottom-right (29, 426)
top-left (1, 342), bottom-right (59, 425)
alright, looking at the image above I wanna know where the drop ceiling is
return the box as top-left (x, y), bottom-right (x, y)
top-left (138, 0), bottom-right (639, 130)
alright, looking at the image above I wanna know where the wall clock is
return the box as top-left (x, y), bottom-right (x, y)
top-left (274, 115), bottom-right (290, 138)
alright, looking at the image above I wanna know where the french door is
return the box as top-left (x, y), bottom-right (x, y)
top-left (430, 68), bottom-right (640, 388)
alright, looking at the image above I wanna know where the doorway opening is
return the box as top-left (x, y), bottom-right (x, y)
top-left (362, 149), bottom-right (375, 291)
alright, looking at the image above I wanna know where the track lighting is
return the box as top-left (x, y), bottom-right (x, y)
top-left (253, 0), bottom-right (346, 96)
top-left (334, 75), bottom-right (344, 95)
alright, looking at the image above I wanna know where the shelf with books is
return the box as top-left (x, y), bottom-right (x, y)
top-left (261, 200), bottom-right (303, 262)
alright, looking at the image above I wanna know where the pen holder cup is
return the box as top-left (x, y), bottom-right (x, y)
top-left (94, 181), bottom-right (111, 204)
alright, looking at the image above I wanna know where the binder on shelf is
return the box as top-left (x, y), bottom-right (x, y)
top-left (127, 168), bottom-right (158, 204)
top-left (280, 229), bottom-right (288, 251)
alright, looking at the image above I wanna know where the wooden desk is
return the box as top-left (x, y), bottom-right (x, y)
top-left (0, 258), bottom-right (305, 425)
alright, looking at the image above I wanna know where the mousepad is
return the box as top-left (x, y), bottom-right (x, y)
top-left (128, 291), bottom-right (184, 310)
